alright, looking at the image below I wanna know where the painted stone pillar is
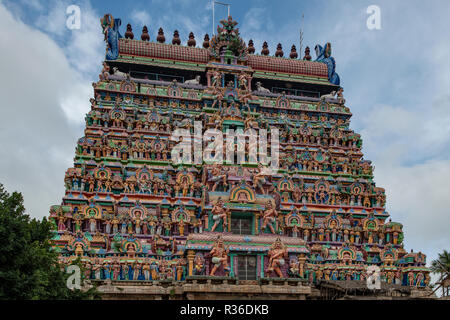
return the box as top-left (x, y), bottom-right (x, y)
top-left (207, 72), bottom-right (211, 87)
top-left (229, 254), bottom-right (235, 277)
top-left (254, 212), bottom-right (260, 235)
top-left (298, 254), bottom-right (307, 278)
top-left (204, 213), bottom-right (209, 232)
top-left (187, 250), bottom-right (195, 276)
top-left (260, 254), bottom-right (266, 278)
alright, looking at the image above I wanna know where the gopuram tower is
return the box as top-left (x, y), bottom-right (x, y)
top-left (48, 14), bottom-right (431, 299)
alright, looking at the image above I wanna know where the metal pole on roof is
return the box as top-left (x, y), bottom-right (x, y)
top-left (300, 13), bottom-right (304, 60)
top-left (212, 1), bottom-right (231, 35)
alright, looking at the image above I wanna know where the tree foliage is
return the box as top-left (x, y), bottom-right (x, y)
top-left (0, 183), bottom-right (99, 299)
top-left (430, 249), bottom-right (450, 281)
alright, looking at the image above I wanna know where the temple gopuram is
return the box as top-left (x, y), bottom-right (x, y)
top-left (48, 14), bottom-right (432, 299)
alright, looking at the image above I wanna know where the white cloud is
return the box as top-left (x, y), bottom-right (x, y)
top-left (20, 0), bottom-right (43, 11)
top-left (0, 2), bottom-right (99, 220)
top-left (59, 81), bottom-right (93, 124)
top-left (130, 9), bottom-right (151, 28)
top-left (32, 0), bottom-right (104, 80)
top-left (34, 0), bottom-right (67, 36)
top-left (240, 7), bottom-right (275, 52)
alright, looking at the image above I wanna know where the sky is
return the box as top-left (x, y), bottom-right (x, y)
top-left (0, 0), bottom-right (449, 278)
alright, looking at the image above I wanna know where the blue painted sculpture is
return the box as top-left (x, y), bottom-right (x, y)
top-left (101, 14), bottom-right (122, 61)
top-left (315, 42), bottom-right (340, 86)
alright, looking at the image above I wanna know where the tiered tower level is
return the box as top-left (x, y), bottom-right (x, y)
top-left (49, 15), bottom-right (430, 298)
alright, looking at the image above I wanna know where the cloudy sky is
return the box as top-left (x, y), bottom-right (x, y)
top-left (0, 0), bottom-right (449, 270)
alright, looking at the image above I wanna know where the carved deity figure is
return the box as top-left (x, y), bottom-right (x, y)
top-left (266, 238), bottom-right (288, 278)
top-left (209, 236), bottom-right (230, 276)
top-left (133, 262), bottom-right (140, 280)
top-left (110, 260), bottom-right (119, 280)
top-left (210, 198), bottom-right (229, 232)
top-left (238, 72), bottom-right (250, 92)
top-left (193, 254), bottom-right (205, 275)
top-left (210, 164), bottom-right (228, 192)
top-left (57, 216), bottom-right (66, 231)
top-left (210, 69), bottom-right (223, 93)
top-left (261, 201), bottom-right (278, 234)
top-left (253, 164), bottom-right (269, 195)
top-left (142, 259), bottom-right (151, 280)
top-left (408, 271), bottom-right (415, 286)
top-left (89, 218), bottom-right (97, 233)
top-left (287, 258), bottom-right (300, 278)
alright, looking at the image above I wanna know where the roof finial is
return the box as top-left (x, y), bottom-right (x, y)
top-left (248, 39), bottom-right (255, 54)
top-left (125, 23), bottom-right (134, 39)
top-left (187, 32), bottom-right (196, 47)
top-left (141, 26), bottom-right (150, 41)
top-left (275, 43), bottom-right (283, 57)
top-left (203, 34), bottom-right (210, 48)
top-left (261, 41), bottom-right (269, 56)
top-left (172, 30), bottom-right (181, 45)
top-left (303, 46), bottom-right (311, 61)
top-left (289, 44), bottom-right (298, 59)
top-left (157, 27), bottom-right (165, 43)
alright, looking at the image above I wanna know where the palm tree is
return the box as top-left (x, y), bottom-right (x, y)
top-left (430, 250), bottom-right (450, 296)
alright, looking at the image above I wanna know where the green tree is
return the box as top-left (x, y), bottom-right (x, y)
top-left (431, 250), bottom-right (450, 282)
top-left (0, 183), bottom-right (100, 299)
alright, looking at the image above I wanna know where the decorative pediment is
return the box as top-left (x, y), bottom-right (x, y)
top-left (324, 210), bottom-right (343, 229)
top-left (277, 176), bottom-right (294, 192)
top-left (129, 202), bottom-right (147, 219)
top-left (172, 206), bottom-right (191, 223)
top-left (93, 165), bottom-right (112, 180)
top-left (229, 181), bottom-right (256, 203)
top-left (362, 214), bottom-right (379, 231)
top-left (285, 208), bottom-right (305, 228)
top-left (83, 203), bottom-right (102, 219)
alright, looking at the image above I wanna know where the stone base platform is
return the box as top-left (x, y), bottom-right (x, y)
top-left (89, 277), bottom-right (312, 300)
top-left (316, 280), bottom-right (435, 300)
top-left (86, 278), bottom-right (435, 300)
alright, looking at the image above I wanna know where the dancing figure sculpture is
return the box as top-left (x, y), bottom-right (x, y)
top-left (266, 237), bottom-right (288, 278)
top-left (209, 236), bottom-right (230, 276)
